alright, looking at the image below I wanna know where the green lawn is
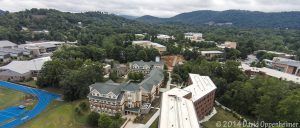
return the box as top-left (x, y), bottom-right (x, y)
top-left (202, 107), bottom-right (249, 128)
top-left (0, 87), bottom-right (27, 109)
top-left (20, 100), bottom-right (89, 128)
top-left (19, 80), bottom-right (38, 88)
top-left (150, 118), bottom-right (159, 128)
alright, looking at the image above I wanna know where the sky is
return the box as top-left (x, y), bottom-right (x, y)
top-left (0, 0), bottom-right (300, 17)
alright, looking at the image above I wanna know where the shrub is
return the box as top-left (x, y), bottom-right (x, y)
top-left (87, 112), bottom-right (100, 127)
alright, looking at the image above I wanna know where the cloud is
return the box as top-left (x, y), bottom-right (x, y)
top-left (0, 0), bottom-right (299, 17)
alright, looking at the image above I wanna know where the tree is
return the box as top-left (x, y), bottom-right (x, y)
top-left (224, 48), bottom-right (241, 60)
top-left (171, 73), bottom-right (182, 84)
top-left (36, 60), bottom-right (66, 88)
top-left (109, 71), bottom-right (118, 82)
top-left (61, 61), bottom-right (104, 101)
top-left (98, 114), bottom-right (112, 128)
top-left (79, 101), bottom-right (88, 111)
top-left (137, 50), bottom-right (148, 61)
top-left (277, 90), bottom-right (300, 122)
top-left (87, 112), bottom-right (100, 127)
top-left (128, 72), bottom-right (144, 82)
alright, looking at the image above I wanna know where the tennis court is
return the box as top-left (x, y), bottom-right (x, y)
top-left (0, 81), bottom-right (60, 128)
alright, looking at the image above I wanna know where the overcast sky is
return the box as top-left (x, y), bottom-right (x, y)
top-left (1, 0), bottom-right (300, 17)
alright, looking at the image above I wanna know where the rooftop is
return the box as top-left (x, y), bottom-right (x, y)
top-left (0, 40), bottom-right (17, 47)
top-left (240, 63), bottom-right (300, 84)
top-left (0, 56), bottom-right (51, 74)
top-left (139, 68), bottom-right (164, 91)
top-left (184, 32), bottom-right (203, 36)
top-left (160, 88), bottom-right (200, 128)
top-left (130, 60), bottom-right (164, 67)
top-left (89, 80), bottom-right (122, 95)
top-left (132, 40), bottom-right (166, 48)
top-left (201, 51), bottom-right (223, 54)
top-left (183, 74), bottom-right (217, 102)
top-left (276, 60), bottom-right (300, 68)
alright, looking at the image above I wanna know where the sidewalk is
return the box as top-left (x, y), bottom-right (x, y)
top-left (144, 108), bottom-right (160, 128)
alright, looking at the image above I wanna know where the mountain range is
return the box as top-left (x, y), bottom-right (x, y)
top-left (0, 10), bottom-right (7, 15)
top-left (135, 10), bottom-right (300, 28)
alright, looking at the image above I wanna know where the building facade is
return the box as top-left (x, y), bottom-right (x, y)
top-left (132, 41), bottom-right (166, 54)
top-left (88, 68), bottom-right (164, 115)
top-left (111, 64), bottom-right (128, 77)
top-left (201, 51), bottom-right (223, 60)
top-left (0, 57), bottom-right (51, 81)
top-left (129, 61), bottom-right (164, 74)
top-left (272, 60), bottom-right (300, 76)
top-left (184, 32), bottom-right (204, 42)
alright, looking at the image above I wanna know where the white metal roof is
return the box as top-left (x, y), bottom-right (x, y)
top-left (132, 40), bottom-right (166, 48)
top-left (0, 40), bottom-right (17, 47)
top-left (183, 74), bottom-right (217, 102)
top-left (160, 88), bottom-right (200, 128)
top-left (157, 34), bottom-right (171, 39)
top-left (240, 63), bottom-right (300, 84)
top-left (0, 57), bottom-right (51, 74)
top-left (201, 51), bottom-right (223, 54)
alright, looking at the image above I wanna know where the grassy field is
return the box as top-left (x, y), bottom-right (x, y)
top-left (20, 100), bottom-right (89, 128)
top-left (202, 107), bottom-right (249, 128)
top-left (19, 80), bottom-right (37, 88)
top-left (0, 87), bottom-right (27, 110)
top-left (150, 118), bottom-right (159, 128)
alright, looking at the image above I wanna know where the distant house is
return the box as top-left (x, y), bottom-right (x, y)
top-left (0, 52), bottom-right (11, 63)
top-left (0, 57), bottom-right (51, 81)
top-left (103, 64), bottom-right (111, 75)
top-left (88, 68), bottom-right (164, 115)
top-left (111, 64), bottom-right (128, 77)
top-left (201, 51), bottom-right (223, 60)
top-left (255, 50), bottom-right (295, 59)
top-left (240, 63), bottom-right (300, 84)
top-left (184, 32), bottom-right (204, 42)
top-left (272, 58), bottom-right (300, 76)
top-left (157, 34), bottom-right (174, 41)
top-left (129, 60), bottom-right (164, 74)
top-left (217, 41), bottom-right (237, 49)
top-left (0, 40), bottom-right (17, 48)
top-left (135, 34), bottom-right (146, 40)
top-left (18, 41), bottom-right (65, 57)
top-left (0, 48), bottom-right (32, 59)
top-left (32, 30), bottom-right (49, 34)
top-left (132, 41), bottom-right (166, 54)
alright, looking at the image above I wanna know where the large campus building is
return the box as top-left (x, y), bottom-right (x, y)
top-left (184, 32), bottom-right (204, 42)
top-left (0, 57), bottom-right (51, 81)
top-left (88, 68), bottom-right (164, 115)
top-left (129, 60), bottom-right (164, 74)
top-left (132, 41), bottom-right (166, 54)
top-left (159, 73), bottom-right (217, 128)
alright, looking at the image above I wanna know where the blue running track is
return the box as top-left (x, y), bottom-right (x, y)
top-left (0, 81), bottom-right (60, 128)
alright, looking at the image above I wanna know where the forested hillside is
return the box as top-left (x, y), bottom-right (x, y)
top-left (0, 10), bottom-right (6, 15)
top-left (136, 10), bottom-right (300, 28)
top-left (0, 9), bottom-right (154, 44)
top-left (1, 9), bottom-right (300, 56)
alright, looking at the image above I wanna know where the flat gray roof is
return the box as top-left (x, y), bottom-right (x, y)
top-left (0, 40), bottom-right (17, 47)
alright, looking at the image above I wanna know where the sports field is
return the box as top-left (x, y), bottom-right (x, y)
top-left (0, 81), bottom-right (60, 128)
top-left (0, 87), bottom-right (26, 110)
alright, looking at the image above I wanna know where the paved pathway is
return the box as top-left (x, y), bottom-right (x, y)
top-left (172, 56), bottom-right (178, 67)
top-left (144, 108), bottom-right (160, 128)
